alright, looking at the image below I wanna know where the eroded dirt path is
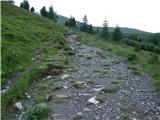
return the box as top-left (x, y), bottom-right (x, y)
top-left (52, 35), bottom-right (160, 120)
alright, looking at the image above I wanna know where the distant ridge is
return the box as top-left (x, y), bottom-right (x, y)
top-left (58, 15), bottom-right (152, 34)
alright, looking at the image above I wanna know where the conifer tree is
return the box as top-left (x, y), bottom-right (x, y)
top-left (101, 18), bottom-right (109, 38)
top-left (30, 7), bottom-right (35, 12)
top-left (112, 25), bottom-right (122, 41)
top-left (88, 24), bottom-right (94, 33)
top-left (40, 6), bottom-right (48, 17)
top-left (20, 0), bottom-right (30, 11)
top-left (80, 15), bottom-right (88, 32)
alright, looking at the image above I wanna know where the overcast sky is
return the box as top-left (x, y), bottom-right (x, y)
top-left (14, 0), bottom-right (160, 33)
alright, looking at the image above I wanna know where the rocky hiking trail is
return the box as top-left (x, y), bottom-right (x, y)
top-left (8, 35), bottom-right (160, 120)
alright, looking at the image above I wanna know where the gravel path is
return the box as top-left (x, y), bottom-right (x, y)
top-left (52, 35), bottom-right (160, 120)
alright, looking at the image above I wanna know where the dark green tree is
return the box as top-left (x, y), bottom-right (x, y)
top-left (112, 26), bottom-right (122, 41)
top-left (47, 5), bottom-right (58, 22)
top-left (40, 6), bottom-right (48, 17)
top-left (30, 7), bottom-right (35, 12)
top-left (88, 24), bottom-right (94, 33)
top-left (20, 0), bottom-right (30, 10)
top-left (65, 16), bottom-right (76, 27)
top-left (80, 15), bottom-right (88, 32)
top-left (150, 33), bottom-right (160, 46)
top-left (101, 18), bottom-right (109, 38)
top-left (65, 21), bottom-right (69, 26)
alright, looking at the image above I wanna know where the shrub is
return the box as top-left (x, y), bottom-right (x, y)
top-left (25, 103), bottom-right (51, 120)
top-left (134, 43), bottom-right (141, 52)
top-left (127, 53), bottom-right (138, 62)
top-left (148, 53), bottom-right (159, 64)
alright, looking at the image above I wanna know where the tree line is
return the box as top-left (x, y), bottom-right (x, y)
top-left (18, 0), bottom-right (159, 54)
top-left (20, 0), bottom-right (57, 22)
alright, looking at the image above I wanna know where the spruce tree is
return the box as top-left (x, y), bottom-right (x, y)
top-left (101, 18), bottom-right (109, 38)
top-left (112, 26), bottom-right (122, 41)
top-left (65, 16), bottom-right (76, 27)
top-left (30, 7), bottom-right (35, 12)
top-left (40, 6), bottom-right (48, 17)
top-left (88, 24), bottom-right (94, 33)
top-left (80, 15), bottom-right (88, 32)
top-left (20, 0), bottom-right (30, 10)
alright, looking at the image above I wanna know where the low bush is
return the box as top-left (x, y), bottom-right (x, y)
top-left (127, 53), bottom-right (139, 62)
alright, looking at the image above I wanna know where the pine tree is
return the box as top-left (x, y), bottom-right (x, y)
top-left (40, 6), bottom-right (48, 17)
top-left (65, 21), bottom-right (69, 26)
top-left (65, 16), bottom-right (76, 27)
top-left (88, 24), bottom-right (94, 33)
top-left (80, 15), bottom-right (88, 32)
top-left (30, 7), bottom-right (35, 12)
top-left (112, 26), bottom-right (122, 41)
top-left (101, 18), bottom-right (109, 38)
top-left (20, 0), bottom-right (30, 10)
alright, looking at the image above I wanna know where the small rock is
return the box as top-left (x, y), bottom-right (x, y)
top-left (88, 96), bottom-right (99, 105)
top-left (77, 112), bottom-right (83, 116)
top-left (46, 94), bottom-right (52, 101)
top-left (78, 54), bottom-right (83, 57)
top-left (132, 118), bottom-right (137, 120)
top-left (63, 85), bottom-right (68, 89)
top-left (56, 94), bottom-right (68, 98)
top-left (94, 116), bottom-right (100, 120)
top-left (84, 108), bottom-right (91, 112)
top-left (46, 75), bottom-right (52, 80)
top-left (25, 92), bottom-right (31, 99)
top-left (93, 87), bottom-right (105, 92)
top-left (14, 102), bottom-right (23, 110)
top-left (61, 74), bottom-right (70, 79)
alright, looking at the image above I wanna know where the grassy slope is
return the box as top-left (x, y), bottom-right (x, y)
top-left (1, 2), bottom-right (66, 83)
top-left (1, 2), bottom-right (70, 119)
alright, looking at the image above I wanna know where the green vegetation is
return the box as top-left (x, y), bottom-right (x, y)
top-left (2, 2), bottom-right (66, 83)
top-left (112, 26), bottom-right (122, 41)
top-left (25, 103), bottom-right (51, 120)
top-left (1, 2), bottom-right (69, 119)
top-left (102, 85), bottom-right (120, 94)
top-left (65, 16), bottom-right (76, 27)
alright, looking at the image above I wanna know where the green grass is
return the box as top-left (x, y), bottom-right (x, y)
top-left (1, 2), bottom-right (70, 119)
top-left (1, 68), bottom-right (45, 119)
top-left (1, 2), bottom-right (67, 84)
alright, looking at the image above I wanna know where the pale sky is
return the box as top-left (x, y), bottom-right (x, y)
top-left (14, 0), bottom-right (160, 33)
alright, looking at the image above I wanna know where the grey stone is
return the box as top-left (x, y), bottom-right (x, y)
top-left (14, 102), bottom-right (23, 110)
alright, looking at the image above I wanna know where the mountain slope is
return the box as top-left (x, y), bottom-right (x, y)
top-left (1, 2), bottom-right (67, 83)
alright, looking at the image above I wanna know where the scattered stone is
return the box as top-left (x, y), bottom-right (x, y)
top-left (53, 82), bottom-right (63, 90)
top-left (14, 102), bottom-right (23, 110)
top-left (78, 54), bottom-right (84, 57)
top-left (1, 86), bottom-right (9, 94)
top-left (94, 116), bottom-right (101, 120)
top-left (93, 87), bottom-right (105, 92)
top-left (46, 75), bottom-right (52, 80)
top-left (46, 94), bottom-right (52, 101)
top-left (25, 92), bottom-right (31, 99)
top-left (88, 96), bottom-right (99, 105)
top-left (61, 74), bottom-right (70, 79)
top-left (56, 94), bottom-right (68, 98)
top-left (84, 108), bottom-right (91, 112)
top-left (77, 112), bottom-right (83, 116)
top-left (132, 118), bottom-right (137, 120)
top-left (63, 85), bottom-right (68, 89)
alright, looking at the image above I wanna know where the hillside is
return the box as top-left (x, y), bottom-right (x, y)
top-left (1, 2), bottom-right (72, 119)
top-left (1, 2), bottom-right (67, 83)
top-left (1, 2), bottom-right (160, 120)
